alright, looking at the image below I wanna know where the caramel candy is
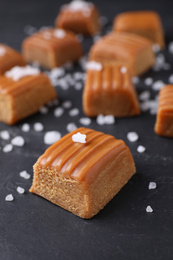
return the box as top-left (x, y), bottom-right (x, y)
top-left (154, 85), bottom-right (173, 137)
top-left (22, 29), bottom-right (83, 69)
top-left (113, 11), bottom-right (165, 48)
top-left (0, 66), bottom-right (57, 125)
top-left (30, 127), bottom-right (136, 219)
top-left (55, 0), bottom-right (101, 36)
top-left (89, 32), bottom-right (155, 76)
top-left (83, 62), bottom-right (140, 117)
top-left (0, 44), bottom-right (26, 75)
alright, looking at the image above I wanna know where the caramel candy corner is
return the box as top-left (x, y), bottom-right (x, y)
top-left (0, 43), bottom-right (26, 75)
top-left (30, 127), bottom-right (136, 219)
top-left (0, 66), bottom-right (57, 125)
top-left (113, 11), bottom-right (165, 48)
top-left (55, 1), bottom-right (101, 36)
top-left (22, 28), bottom-right (83, 69)
top-left (89, 32), bottom-right (155, 76)
top-left (83, 62), bottom-right (140, 117)
top-left (154, 85), bottom-right (173, 137)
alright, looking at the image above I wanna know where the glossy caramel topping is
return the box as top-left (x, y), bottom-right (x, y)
top-left (158, 85), bottom-right (173, 113)
top-left (38, 127), bottom-right (126, 181)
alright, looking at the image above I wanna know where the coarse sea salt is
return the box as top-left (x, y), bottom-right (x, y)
top-left (66, 122), bottom-right (78, 132)
top-left (127, 132), bottom-right (139, 142)
top-left (132, 77), bottom-right (140, 84)
top-left (3, 144), bottom-right (13, 153)
top-left (5, 194), bottom-right (14, 202)
top-left (34, 122), bottom-right (44, 132)
top-left (69, 108), bottom-right (80, 117)
top-left (168, 74), bottom-right (173, 84)
top-left (146, 205), bottom-right (153, 213)
top-left (5, 65), bottom-right (40, 81)
top-left (17, 186), bottom-right (25, 194)
top-left (72, 132), bottom-right (86, 143)
top-left (96, 114), bottom-right (115, 125)
top-left (44, 131), bottom-right (61, 145)
top-left (0, 130), bottom-right (10, 140)
top-left (144, 77), bottom-right (153, 86)
top-left (139, 91), bottom-right (151, 101)
top-left (62, 100), bottom-right (72, 109)
top-left (50, 68), bottom-right (65, 78)
top-left (74, 82), bottom-right (83, 90)
top-left (54, 107), bottom-right (64, 117)
top-left (137, 145), bottom-right (146, 153)
top-left (21, 123), bottom-right (30, 132)
top-left (0, 46), bottom-right (6, 56)
top-left (19, 170), bottom-right (31, 179)
top-left (79, 117), bottom-right (91, 126)
top-left (79, 56), bottom-right (88, 70)
top-left (11, 136), bottom-right (25, 147)
top-left (39, 106), bottom-right (49, 114)
top-left (54, 29), bottom-right (66, 39)
top-left (152, 80), bottom-right (165, 91)
top-left (64, 0), bottom-right (93, 12)
top-left (120, 66), bottom-right (127, 74)
top-left (86, 61), bottom-right (102, 71)
top-left (148, 182), bottom-right (157, 190)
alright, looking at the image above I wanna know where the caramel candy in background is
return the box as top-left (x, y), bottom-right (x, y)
top-left (22, 28), bottom-right (83, 69)
top-left (89, 32), bottom-right (155, 76)
top-left (83, 62), bottom-right (140, 117)
top-left (30, 127), bottom-right (136, 219)
top-left (113, 11), bottom-right (165, 48)
top-left (155, 85), bottom-right (173, 137)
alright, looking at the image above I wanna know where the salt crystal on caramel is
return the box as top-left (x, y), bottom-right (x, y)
top-left (83, 63), bottom-right (140, 117)
top-left (89, 32), bottom-right (155, 76)
top-left (154, 85), bottom-right (173, 137)
top-left (30, 127), bottom-right (136, 219)
top-left (0, 66), bottom-right (57, 125)
top-left (22, 28), bottom-right (83, 69)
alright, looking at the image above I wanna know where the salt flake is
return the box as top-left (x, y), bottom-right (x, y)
top-left (44, 131), bottom-right (61, 145)
top-left (5, 194), bottom-right (14, 202)
top-left (3, 144), bottom-right (13, 153)
top-left (17, 186), bottom-right (25, 194)
top-left (148, 182), bottom-right (157, 190)
top-left (127, 132), bottom-right (139, 142)
top-left (21, 123), bottom-right (30, 132)
top-left (0, 130), bottom-right (10, 140)
top-left (5, 65), bottom-right (40, 81)
top-left (34, 122), bottom-right (44, 132)
top-left (146, 205), bottom-right (153, 213)
top-left (72, 132), bottom-right (86, 143)
top-left (86, 61), bottom-right (102, 71)
top-left (11, 136), bottom-right (25, 147)
top-left (19, 170), bottom-right (31, 179)
top-left (69, 108), bottom-right (79, 117)
top-left (137, 145), bottom-right (146, 153)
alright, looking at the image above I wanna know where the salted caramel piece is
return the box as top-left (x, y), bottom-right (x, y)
top-left (55, 0), bottom-right (101, 36)
top-left (113, 11), bottom-right (165, 48)
top-left (22, 28), bottom-right (83, 69)
top-left (154, 85), bottom-right (173, 137)
top-left (0, 44), bottom-right (26, 75)
top-left (83, 62), bottom-right (140, 117)
top-left (30, 127), bottom-right (136, 219)
top-left (89, 32), bottom-right (155, 76)
top-left (0, 66), bottom-right (57, 125)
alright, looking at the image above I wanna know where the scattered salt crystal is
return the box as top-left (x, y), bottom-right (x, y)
top-left (146, 205), bottom-right (153, 213)
top-left (69, 108), bottom-right (79, 117)
top-left (33, 122), bottom-right (44, 132)
top-left (152, 44), bottom-right (161, 53)
top-left (24, 25), bottom-right (37, 35)
top-left (39, 106), bottom-right (48, 114)
top-left (21, 123), bottom-right (30, 132)
top-left (0, 130), bottom-right (10, 140)
top-left (5, 194), bottom-right (14, 202)
top-left (96, 114), bottom-right (105, 125)
top-left (139, 91), bottom-right (150, 101)
top-left (168, 42), bottom-right (173, 54)
top-left (57, 78), bottom-right (69, 90)
top-left (144, 77), bottom-right (153, 86)
top-left (73, 72), bottom-right (85, 81)
top-left (44, 131), bottom-right (61, 145)
top-left (79, 117), bottom-right (91, 126)
top-left (0, 46), bottom-right (6, 56)
top-left (72, 132), bottom-right (86, 144)
top-left (50, 68), bottom-right (65, 78)
top-left (17, 186), bottom-right (25, 194)
top-left (104, 115), bottom-right (115, 125)
top-left (54, 107), bottom-right (64, 117)
top-left (19, 170), bottom-right (31, 179)
top-left (150, 106), bottom-right (158, 115)
top-left (5, 65), bottom-right (40, 81)
top-left (120, 66), bottom-right (127, 74)
top-left (127, 132), bottom-right (139, 142)
top-left (152, 80), bottom-right (165, 91)
top-left (168, 74), bottom-right (173, 84)
top-left (3, 144), bottom-right (13, 153)
top-left (64, 0), bottom-right (93, 13)
top-left (132, 77), bottom-right (140, 84)
top-left (149, 182), bottom-right (157, 190)
top-left (74, 82), bottom-right (83, 90)
top-left (137, 145), bottom-right (146, 153)
top-left (62, 100), bottom-right (72, 109)
top-left (54, 29), bottom-right (66, 39)
top-left (66, 122), bottom-right (77, 132)
top-left (11, 136), bottom-right (25, 147)
top-left (140, 102), bottom-right (150, 112)
top-left (86, 61), bottom-right (102, 71)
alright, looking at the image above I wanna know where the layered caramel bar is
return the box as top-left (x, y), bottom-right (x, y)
top-left (113, 11), bottom-right (165, 48)
top-left (155, 85), bottom-right (173, 137)
top-left (89, 32), bottom-right (155, 76)
top-left (55, 0), bottom-right (101, 36)
top-left (83, 62), bottom-right (140, 117)
top-left (22, 28), bottom-right (83, 69)
top-left (0, 66), bottom-right (57, 125)
top-left (30, 127), bottom-right (136, 219)
top-left (0, 43), bottom-right (26, 75)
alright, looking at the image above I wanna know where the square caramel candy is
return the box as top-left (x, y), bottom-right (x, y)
top-left (30, 127), bottom-right (136, 219)
top-left (83, 62), bottom-right (140, 117)
top-left (0, 66), bottom-right (57, 125)
top-left (154, 85), bottom-right (173, 137)
top-left (113, 11), bottom-right (165, 48)
top-left (89, 32), bottom-right (155, 76)
top-left (22, 28), bottom-right (83, 69)
top-left (0, 43), bottom-right (26, 75)
top-left (55, 0), bottom-right (101, 36)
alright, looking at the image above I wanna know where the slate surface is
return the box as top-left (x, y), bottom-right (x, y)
top-left (0, 0), bottom-right (173, 259)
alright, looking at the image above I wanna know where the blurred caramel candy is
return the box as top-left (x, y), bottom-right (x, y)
top-left (83, 62), bottom-right (140, 117)
top-left (0, 66), bottom-right (57, 125)
top-left (0, 43), bottom-right (26, 75)
top-left (89, 32), bottom-right (155, 76)
top-left (22, 29), bottom-right (83, 69)
top-left (155, 85), bottom-right (173, 137)
top-left (113, 11), bottom-right (165, 48)
top-left (30, 127), bottom-right (136, 219)
top-left (55, 0), bottom-right (101, 36)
